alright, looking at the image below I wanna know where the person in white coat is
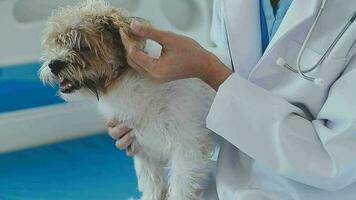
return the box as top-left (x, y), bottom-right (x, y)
top-left (106, 0), bottom-right (356, 199)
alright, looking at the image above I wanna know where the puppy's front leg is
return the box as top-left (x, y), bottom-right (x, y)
top-left (167, 148), bottom-right (209, 200)
top-left (134, 154), bottom-right (166, 200)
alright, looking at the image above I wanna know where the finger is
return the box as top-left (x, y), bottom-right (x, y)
top-left (105, 118), bottom-right (120, 128)
top-left (116, 137), bottom-right (134, 150)
top-left (127, 147), bottom-right (138, 156)
top-left (120, 27), bottom-right (146, 49)
top-left (130, 20), bottom-right (169, 45)
top-left (121, 30), bottom-right (148, 73)
top-left (108, 124), bottom-right (131, 140)
top-left (115, 131), bottom-right (135, 150)
top-left (122, 30), bottom-right (158, 71)
top-left (120, 29), bottom-right (132, 52)
top-left (127, 57), bottom-right (150, 76)
top-left (127, 142), bottom-right (139, 156)
top-left (128, 46), bottom-right (158, 70)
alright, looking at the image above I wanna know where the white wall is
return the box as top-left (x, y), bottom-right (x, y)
top-left (0, 0), bottom-right (214, 67)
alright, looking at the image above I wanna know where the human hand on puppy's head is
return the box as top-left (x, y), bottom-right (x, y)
top-left (120, 20), bottom-right (232, 90)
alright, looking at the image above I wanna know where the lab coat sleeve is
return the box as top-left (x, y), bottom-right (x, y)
top-left (206, 57), bottom-right (356, 191)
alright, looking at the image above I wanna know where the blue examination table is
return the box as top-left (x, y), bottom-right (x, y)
top-left (0, 134), bottom-right (140, 200)
top-left (0, 63), bottom-right (139, 199)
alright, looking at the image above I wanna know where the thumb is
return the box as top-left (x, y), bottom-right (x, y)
top-left (130, 20), bottom-right (168, 44)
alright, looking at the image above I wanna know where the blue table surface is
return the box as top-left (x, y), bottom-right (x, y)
top-left (0, 134), bottom-right (140, 200)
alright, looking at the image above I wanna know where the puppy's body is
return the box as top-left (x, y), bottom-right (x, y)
top-left (62, 70), bottom-right (214, 200)
top-left (99, 70), bottom-right (215, 200)
top-left (99, 70), bottom-right (215, 161)
top-left (62, 69), bottom-right (216, 200)
top-left (40, 1), bottom-right (216, 199)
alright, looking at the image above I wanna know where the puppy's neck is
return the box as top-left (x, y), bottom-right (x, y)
top-left (103, 68), bottom-right (132, 93)
top-left (97, 68), bottom-right (160, 120)
top-left (101, 68), bottom-right (158, 99)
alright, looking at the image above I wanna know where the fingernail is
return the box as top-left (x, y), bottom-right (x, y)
top-left (130, 20), bottom-right (142, 32)
top-left (127, 150), bottom-right (133, 156)
top-left (115, 140), bottom-right (121, 149)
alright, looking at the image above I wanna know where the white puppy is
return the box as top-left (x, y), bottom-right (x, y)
top-left (39, 1), bottom-right (216, 199)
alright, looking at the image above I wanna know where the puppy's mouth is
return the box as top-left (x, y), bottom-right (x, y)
top-left (59, 78), bottom-right (76, 93)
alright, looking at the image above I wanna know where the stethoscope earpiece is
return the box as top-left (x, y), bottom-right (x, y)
top-left (276, 57), bottom-right (287, 68)
top-left (313, 78), bottom-right (324, 86)
top-left (276, 57), bottom-right (324, 86)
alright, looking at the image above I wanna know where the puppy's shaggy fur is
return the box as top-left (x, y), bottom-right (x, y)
top-left (39, 1), bottom-right (216, 199)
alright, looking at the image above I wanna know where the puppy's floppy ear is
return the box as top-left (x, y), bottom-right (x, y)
top-left (104, 12), bottom-right (147, 50)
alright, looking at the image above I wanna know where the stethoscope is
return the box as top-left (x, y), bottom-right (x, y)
top-left (276, 0), bottom-right (356, 86)
top-left (226, 0), bottom-right (356, 86)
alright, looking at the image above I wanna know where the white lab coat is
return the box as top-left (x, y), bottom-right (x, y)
top-left (204, 0), bottom-right (356, 199)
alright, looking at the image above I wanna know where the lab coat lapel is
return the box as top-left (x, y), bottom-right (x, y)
top-left (247, 0), bottom-right (321, 87)
top-left (223, 0), bottom-right (261, 79)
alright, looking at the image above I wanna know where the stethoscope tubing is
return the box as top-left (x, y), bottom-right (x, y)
top-left (281, 0), bottom-right (356, 84)
top-left (225, 0), bottom-right (356, 85)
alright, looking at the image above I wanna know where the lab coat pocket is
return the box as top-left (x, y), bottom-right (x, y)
top-left (269, 40), bottom-right (347, 116)
top-left (283, 39), bottom-right (348, 86)
top-left (249, 38), bottom-right (347, 93)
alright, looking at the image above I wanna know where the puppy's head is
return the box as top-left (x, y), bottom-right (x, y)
top-left (39, 0), bottom-right (145, 99)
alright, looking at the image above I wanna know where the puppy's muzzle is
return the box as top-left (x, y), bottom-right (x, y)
top-left (48, 60), bottom-right (65, 76)
top-left (47, 60), bottom-right (77, 94)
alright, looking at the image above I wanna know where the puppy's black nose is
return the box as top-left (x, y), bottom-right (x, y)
top-left (48, 60), bottom-right (65, 75)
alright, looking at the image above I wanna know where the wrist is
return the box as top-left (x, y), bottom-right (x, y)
top-left (200, 52), bottom-right (232, 90)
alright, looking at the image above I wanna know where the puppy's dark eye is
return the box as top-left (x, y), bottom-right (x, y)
top-left (74, 44), bottom-right (91, 52)
top-left (80, 44), bottom-right (91, 52)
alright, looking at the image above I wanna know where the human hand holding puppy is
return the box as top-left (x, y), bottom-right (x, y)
top-left (106, 118), bottom-right (138, 156)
